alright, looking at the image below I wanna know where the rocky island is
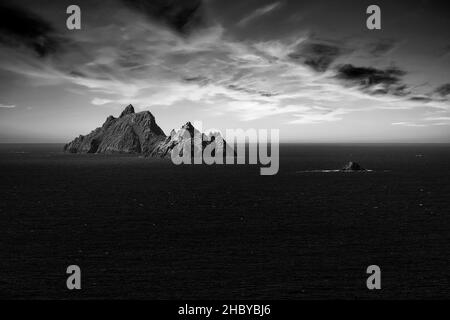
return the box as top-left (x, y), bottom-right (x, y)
top-left (340, 161), bottom-right (367, 171)
top-left (64, 105), bottom-right (233, 159)
top-left (64, 105), bottom-right (165, 154)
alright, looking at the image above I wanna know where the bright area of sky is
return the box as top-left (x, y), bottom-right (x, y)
top-left (0, 0), bottom-right (449, 143)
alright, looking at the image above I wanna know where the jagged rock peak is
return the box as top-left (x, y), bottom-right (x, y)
top-left (120, 104), bottom-right (135, 117)
top-left (182, 121), bottom-right (194, 129)
top-left (181, 121), bottom-right (196, 135)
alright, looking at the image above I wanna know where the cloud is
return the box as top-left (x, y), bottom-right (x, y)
top-left (0, 2), bottom-right (62, 57)
top-left (5, 23), bottom-right (446, 124)
top-left (335, 64), bottom-right (408, 96)
top-left (409, 95), bottom-right (432, 102)
top-left (253, 37), bottom-right (306, 59)
top-left (91, 98), bottom-right (114, 106)
top-left (434, 84), bottom-right (450, 97)
top-left (392, 122), bottom-right (427, 127)
top-left (288, 41), bottom-right (342, 72)
top-left (425, 116), bottom-right (450, 121)
top-left (392, 115), bottom-right (450, 128)
top-left (0, 103), bottom-right (15, 108)
top-left (0, 4), bottom-right (448, 127)
top-left (237, 2), bottom-right (282, 27)
top-left (289, 107), bottom-right (347, 124)
top-left (121, 0), bottom-right (208, 35)
top-left (424, 116), bottom-right (450, 126)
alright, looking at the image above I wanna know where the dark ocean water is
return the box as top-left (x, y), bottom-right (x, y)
top-left (0, 143), bottom-right (449, 299)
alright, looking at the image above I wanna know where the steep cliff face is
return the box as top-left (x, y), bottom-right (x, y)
top-left (64, 105), bottom-right (166, 154)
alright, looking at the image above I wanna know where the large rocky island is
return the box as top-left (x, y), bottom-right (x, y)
top-left (64, 105), bottom-right (233, 159)
top-left (64, 105), bottom-right (165, 154)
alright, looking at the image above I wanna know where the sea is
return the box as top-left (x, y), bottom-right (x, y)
top-left (0, 143), bottom-right (449, 299)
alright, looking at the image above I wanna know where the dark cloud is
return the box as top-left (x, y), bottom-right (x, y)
top-left (0, 3), bottom-right (61, 57)
top-left (335, 64), bottom-right (408, 96)
top-left (121, 0), bottom-right (208, 35)
top-left (289, 42), bottom-right (341, 72)
top-left (434, 84), bottom-right (450, 97)
top-left (409, 95), bottom-right (431, 102)
top-left (335, 64), bottom-right (411, 97)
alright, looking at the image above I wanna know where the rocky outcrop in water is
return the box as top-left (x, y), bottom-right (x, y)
top-left (341, 161), bottom-right (366, 171)
top-left (64, 105), bottom-right (166, 154)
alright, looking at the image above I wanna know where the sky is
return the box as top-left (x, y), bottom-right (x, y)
top-left (0, 0), bottom-right (449, 143)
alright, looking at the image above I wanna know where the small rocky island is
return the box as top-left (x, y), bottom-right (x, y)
top-left (64, 104), bottom-right (233, 158)
top-left (340, 161), bottom-right (366, 171)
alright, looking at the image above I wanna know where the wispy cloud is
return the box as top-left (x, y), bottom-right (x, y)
top-left (91, 98), bottom-right (114, 106)
top-left (392, 122), bottom-right (427, 127)
top-left (425, 116), bottom-right (450, 121)
top-left (289, 107), bottom-right (347, 124)
top-left (0, 103), bottom-right (15, 108)
top-left (237, 2), bottom-right (282, 27)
